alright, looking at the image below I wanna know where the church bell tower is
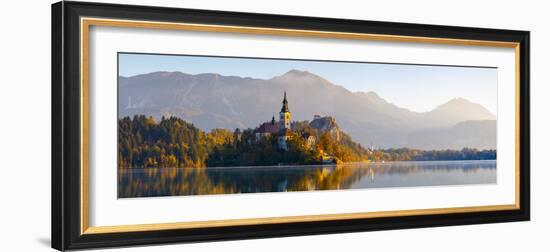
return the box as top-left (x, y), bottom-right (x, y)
top-left (279, 91), bottom-right (291, 130)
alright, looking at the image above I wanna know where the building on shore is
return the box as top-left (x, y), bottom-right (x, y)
top-left (254, 116), bottom-right (278, 140)
top-left (254, 91), bottom-right (293, 150)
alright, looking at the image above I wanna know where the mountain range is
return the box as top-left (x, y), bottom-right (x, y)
top-left (119, 70), bottom-right (496, 150)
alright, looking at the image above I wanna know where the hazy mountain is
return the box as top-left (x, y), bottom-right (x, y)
top-left (419, 98), bottom-right (495, 128)
top-left (119, 70), bottom-right (496, 150)
top-left (404, 120), bottom-right (496, 150)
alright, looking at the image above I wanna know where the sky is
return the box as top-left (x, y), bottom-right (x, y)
top-left (119, 53), bottom-right (497, 115)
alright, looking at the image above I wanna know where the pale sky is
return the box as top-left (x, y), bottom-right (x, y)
top-left (119, 53), bottom-right (497, 115)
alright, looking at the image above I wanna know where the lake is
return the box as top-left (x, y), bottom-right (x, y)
top-left (118, 160), bottom-right (496, 198)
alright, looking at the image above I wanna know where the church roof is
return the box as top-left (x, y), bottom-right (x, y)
top-left (256, 121), bottom-right (279, 134)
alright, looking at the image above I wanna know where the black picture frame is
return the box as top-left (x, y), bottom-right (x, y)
top-left (52, 1), bottom-right (530, 251)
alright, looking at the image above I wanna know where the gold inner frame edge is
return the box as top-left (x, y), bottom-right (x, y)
top-left (80, 17), bottom-right (522, 235)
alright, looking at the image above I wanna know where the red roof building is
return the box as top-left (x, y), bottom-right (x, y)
top-left (256, 118), bottom-right (279, 134)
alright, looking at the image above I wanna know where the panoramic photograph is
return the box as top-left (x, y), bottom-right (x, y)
top-left (117, 53), bottom-right (497, 198)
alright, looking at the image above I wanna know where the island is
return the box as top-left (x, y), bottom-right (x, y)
top-left (118, 91), bottom-right (495, 169)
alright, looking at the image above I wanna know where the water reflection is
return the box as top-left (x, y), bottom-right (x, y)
top-left (118, 160), bottom-right (496, 198)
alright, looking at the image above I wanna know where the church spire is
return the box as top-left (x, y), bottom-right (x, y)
top-left (281, 91), bottom-right (289, 113)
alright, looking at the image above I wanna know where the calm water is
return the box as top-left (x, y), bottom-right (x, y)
top-left (118, 160), bottom-right (496, 198)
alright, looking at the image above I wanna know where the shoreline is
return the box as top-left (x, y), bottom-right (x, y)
top-left (120, 159), bottom-right (497, 171)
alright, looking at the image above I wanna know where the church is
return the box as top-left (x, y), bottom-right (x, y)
top-left (254, 91), bottom-right (293, 150)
